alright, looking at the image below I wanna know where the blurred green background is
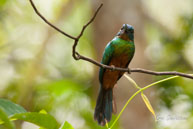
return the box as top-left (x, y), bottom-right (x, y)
top-left (0, 0), bottom-right (193, 129)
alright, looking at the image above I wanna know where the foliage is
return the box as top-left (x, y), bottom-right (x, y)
top-left (0, 99), bottom-right (26, 116)
top-left (0, 99), bottom-right (73, 129)
top-left (0, 108), bottom-right (15, 129)
top-left (1, 75), bottom-right (188, 129)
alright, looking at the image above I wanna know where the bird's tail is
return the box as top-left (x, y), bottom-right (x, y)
top-left (94, 87), bottom-right (116, 126)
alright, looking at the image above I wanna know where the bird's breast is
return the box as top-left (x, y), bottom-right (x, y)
top-left (102, 54), bottom-right (129, 89)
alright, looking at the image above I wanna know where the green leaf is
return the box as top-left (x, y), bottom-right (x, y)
top-left (0, 108), bottom-right (15, 129)
top-left (39, 109), bottom-right (47, 114)
top-left (59, 121), bottom-right (74, 129)
top-left (141, 92), bottom-right (157, 121)
top-left (10, 112), bottom-right (59, 129)
top-left (0, 99), bottom-right (26, 117)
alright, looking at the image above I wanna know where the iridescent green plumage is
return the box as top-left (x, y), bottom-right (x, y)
top-left (94, 24), bottom-right (135, 126)
top-left (99, 37), bottom-right (135, 84)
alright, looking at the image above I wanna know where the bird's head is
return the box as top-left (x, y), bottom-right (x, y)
top-left (117, 24), bottom-right (134, 41)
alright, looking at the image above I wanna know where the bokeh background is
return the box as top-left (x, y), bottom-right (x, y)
top-left (0, 0), bottom-right (193, 129)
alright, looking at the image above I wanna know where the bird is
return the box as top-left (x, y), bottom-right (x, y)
top-left (94, 24), bottom-right (135, 126)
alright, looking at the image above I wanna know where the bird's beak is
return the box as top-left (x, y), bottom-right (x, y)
top-left (123, 24), bottom-right (127, 29)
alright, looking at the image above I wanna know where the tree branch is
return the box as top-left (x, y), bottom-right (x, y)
top-left (72, 3), bottom-right (103, 60)
top-left (29, 0), bottom-right (76, 40)
top-left (130, 68), bottom-right (193, 79)
top-left (28, 0), bottom-right (193, 80)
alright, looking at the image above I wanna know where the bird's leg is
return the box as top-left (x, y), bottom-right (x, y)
top-left (127, 68), bottom-right (131, 74)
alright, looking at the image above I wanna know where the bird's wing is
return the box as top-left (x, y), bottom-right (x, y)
top-left (99, 41), bottom-right (115, 84)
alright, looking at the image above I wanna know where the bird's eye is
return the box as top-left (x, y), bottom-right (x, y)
top-left (121, 27), bottom-right (124, 30)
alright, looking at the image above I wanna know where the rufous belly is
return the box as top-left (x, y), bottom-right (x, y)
top-left (102, 54), bottom-right (129, 89)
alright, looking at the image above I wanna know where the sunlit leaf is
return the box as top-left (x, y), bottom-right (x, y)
top-left (11, 112), bottom-right (59, 129)
top-left (0, 108), bottom-right (15, 129)
top-left (39, 109), bottom-right (47, 114)
top-left (59, 121), bottom-right (74, 129)
top-left (141, 92), bottom-right (157, 121)
top-left (124, 74), bottom-right (141, 89)
top-left (0, 99), bottom-right (26, 117)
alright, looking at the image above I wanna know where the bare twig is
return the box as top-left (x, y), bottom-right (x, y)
top-left (72, 3), bottom-right (103, 60)
top-left (28, 0), bottom-right (193, 80)
top-left (130, 68), bottom-right (193, 79)
top-left (29, 0), bottom-right (76, 39)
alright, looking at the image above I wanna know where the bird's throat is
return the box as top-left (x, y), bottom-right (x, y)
top-left (118, 34), bottom-right (132, 42)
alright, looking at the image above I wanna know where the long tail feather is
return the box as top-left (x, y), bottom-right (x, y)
top-left (94, 87), bottom-right (114, 126)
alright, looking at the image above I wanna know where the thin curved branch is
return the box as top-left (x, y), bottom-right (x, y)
top-left (29, 0), bottom-right (76, 40)
top-left (77, 4), bottom-right (103, 39)
top-left (28, 0), bottom-right (193, 80)
top-left (72, 4), bottom-right (103, 60)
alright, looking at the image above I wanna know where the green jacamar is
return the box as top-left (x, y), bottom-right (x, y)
top-left (94, 24), bottom-right (135, 126)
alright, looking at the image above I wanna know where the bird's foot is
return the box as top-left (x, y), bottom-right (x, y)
top-left (127, 68), bottom-right (131, 74)
top-left (110, 65), bottom-right (115, 71)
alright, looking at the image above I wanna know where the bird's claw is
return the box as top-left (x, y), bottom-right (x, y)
top-left (111, 65), bottom-right (115, 71)
top-left (127, 68), bottom-right (131, 74)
